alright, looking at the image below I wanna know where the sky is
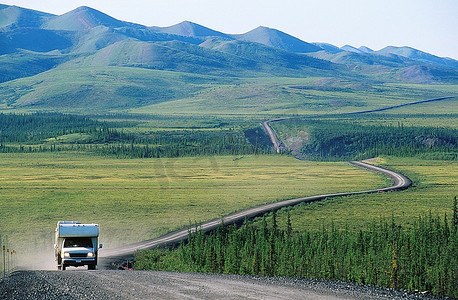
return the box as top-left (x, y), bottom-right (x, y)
top-left (2, 0), bottom-right (458, 60)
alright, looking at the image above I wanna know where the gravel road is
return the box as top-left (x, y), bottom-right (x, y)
top-left (0, 270), bottom-right (444, 300)
top-left (3, 98), bottom-right (453, 299)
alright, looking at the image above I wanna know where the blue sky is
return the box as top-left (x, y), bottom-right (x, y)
top-left (3, 0), bottom-right (458, 59)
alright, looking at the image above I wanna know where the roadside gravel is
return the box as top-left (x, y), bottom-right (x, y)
top-left (0, 270), bottom-right (447, 300)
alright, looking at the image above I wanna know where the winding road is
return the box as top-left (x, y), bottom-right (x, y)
top-left (100, 159), bottom-right (411, 267)
top-left (99, 97), bottom-right (452, 266)
top-left (3, 97), bottom-right (454, 300)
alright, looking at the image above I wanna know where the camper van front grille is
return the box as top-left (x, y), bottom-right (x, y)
top-left (69, 253), bottom-right (89, 258)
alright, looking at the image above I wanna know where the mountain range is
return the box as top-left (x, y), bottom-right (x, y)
top-left (0, 4), bottom-right (457, 112)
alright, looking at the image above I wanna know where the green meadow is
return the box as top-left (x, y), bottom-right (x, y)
top-left (262, 156), bottom-right (457, 232)
top-left (0, 153), bottom-right (388, 250)
top-left (265, 101), bottom-right (457, 230)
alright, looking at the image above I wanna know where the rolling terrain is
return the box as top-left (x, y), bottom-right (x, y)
top-left (1, 4), bottom-right (457, 299)
top-left (0, 4), bottom-right (457, 114)
top-left (1, 100), bottom-right (453, 299)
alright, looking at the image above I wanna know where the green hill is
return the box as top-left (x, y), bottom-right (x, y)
top-left (152, 21), bottom-right (230, 38)
top-left (43, 6), bottom-right (143, 31)
top-left (0, 28), bottom-right (73, 53)
top-left (233, 26), bottom-right (321, 53)
top-left (0, 4), bottom-right (457, 114)
top-left (0, 5), bottom-right (53, 29)
top-left (377, 46), bottom-right (458, 68)
top-left (0, 50), bottom-right (70, 83)
top-left (0, 66), bottom-right (223, 111)
top-left (201, 39), bottom-right (335, 74)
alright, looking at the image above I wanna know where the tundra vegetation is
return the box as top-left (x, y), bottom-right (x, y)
top-left (0, 152), bottom-right (388, 249)
top-left (272, 114), bottom-right (458, 161)
top-left (132, 110), bottom-right (457, 297)
top-left (1, 106), bottom-right (457, 286)
top-left (135, 203), bottom-right (458, 298)
top-left (1, 4), bottom-right (457, 296)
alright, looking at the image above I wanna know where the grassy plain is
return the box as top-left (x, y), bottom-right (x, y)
top-left (0, 152), bottom-right (388, 251)
top-left (264, 156), bottom-right (457, 232)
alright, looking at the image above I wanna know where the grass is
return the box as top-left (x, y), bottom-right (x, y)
top-left (266, 108), bottom-right (457, 230)
top-left (264, 156), bottom-right (458, 232)
top-left (0, 152), bottom-right (388, 252)
top-left (130, 80), bottom-right (457, 116)
top-left (0, 67), bottom-right (228, 112)
top-left (1, 65), bottom-right (456, 116)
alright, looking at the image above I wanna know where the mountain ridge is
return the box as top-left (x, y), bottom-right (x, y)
top-left (0, 4), bottom-right (457, 113)
top-left (0, 4), bottom-right (54, 29)
top-left (151, 21), bottom-right (230, 39)
top-left (1, 4), bottom-right (455, 62)
top-left (233, 26), bottom-right (322, 53)
top-left (43, 6), bottom-right (145, 31)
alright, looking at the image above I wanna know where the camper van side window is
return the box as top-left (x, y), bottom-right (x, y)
top-left (64, 237), bottom-right (93, 248)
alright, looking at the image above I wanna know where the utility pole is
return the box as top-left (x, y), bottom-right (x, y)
top-left (3, 245), bottom-right (5, 277)
top-left (6, 248), bottom-right (9, 274)
top-left (12, 250), bottom-right (16, 273)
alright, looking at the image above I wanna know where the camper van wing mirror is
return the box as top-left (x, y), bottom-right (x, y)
top-left (99, 244), bottom-right (103, 249)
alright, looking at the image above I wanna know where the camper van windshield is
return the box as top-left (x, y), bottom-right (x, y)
top-left (64, 237), bottom-right (93, 248)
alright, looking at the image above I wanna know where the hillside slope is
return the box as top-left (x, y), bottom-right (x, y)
top-left (233, 26), bottom-right (321, 53)
top-left (0, 4), bottom-right (457, 113)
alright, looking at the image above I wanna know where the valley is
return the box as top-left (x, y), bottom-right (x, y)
top-left (0, 3), bottom-right (457, 299)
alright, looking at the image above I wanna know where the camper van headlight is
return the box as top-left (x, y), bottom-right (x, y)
top-left (87, 252), bottom-right (94, 258)
top-left (64, 252), bottom-right (70, 258)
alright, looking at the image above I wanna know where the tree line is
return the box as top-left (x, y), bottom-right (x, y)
top-left (0, 112), bottom-right (102, 143)
top-left (278, 118), bottom-right (457, 161)
top-left (0, 113), bottom-right (270, 157)
top-left (135, 199), bottom-right (458, 298)
top-left (96, 130), bottom-right (270, 158)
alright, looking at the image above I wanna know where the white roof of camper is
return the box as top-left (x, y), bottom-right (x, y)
top-left (57, 223), bottom-right (99, 237)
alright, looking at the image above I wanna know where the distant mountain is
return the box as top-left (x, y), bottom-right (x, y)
top-left (377, 46), bottom-right (458, 68)
top-left (308, 50), bottom-right (409, 68)
top-left (312, 43), bottom-right (343, 53)
top-left (358, 46), bottom-right (373, 53)
top-left (60, 39), bottom-right (258, 75)
top-left (116, 27), bottom-right (203, 45)
top-left (397, 65), bottom-right (458, 83)
top-left (308, 49), bottom-right (458, 83)
top-left (0, 4), bottom-right (457, 113)
top-left (43, 6), bottom-right (144, 31)
top-left (233, 26), bottom-right (321, 53)
top-left (0, 50), bottom-right (70, 83)
top-left (340, 45), bottom-right (363, 53)
top-left (0, 5), bottom-right (53, 29)
top-left (338, 45), bottom-right (373, 54)
top-left (68, 26), bottom-right (129, 53)
top-left (0, 28), bottom-right (73, 53)
top-left (201, 38), bottom-right (334, 72)
top-left (152, 21), bottom-right (230, 39)
top-left (62, 37), bottom-right (334, 77)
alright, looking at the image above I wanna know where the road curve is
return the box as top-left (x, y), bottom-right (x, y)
top-left (102, 159), bottom-right (410, 264)
top-left (101, 124), bottom-right (412, 267)
top-left (262, 96), bottom-right (456, 153)
top-left (102, 97), bottom-right (457, 265)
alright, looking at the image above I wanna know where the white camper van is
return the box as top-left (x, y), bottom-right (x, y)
top-left (54, 221), bottom-right (102, 270)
